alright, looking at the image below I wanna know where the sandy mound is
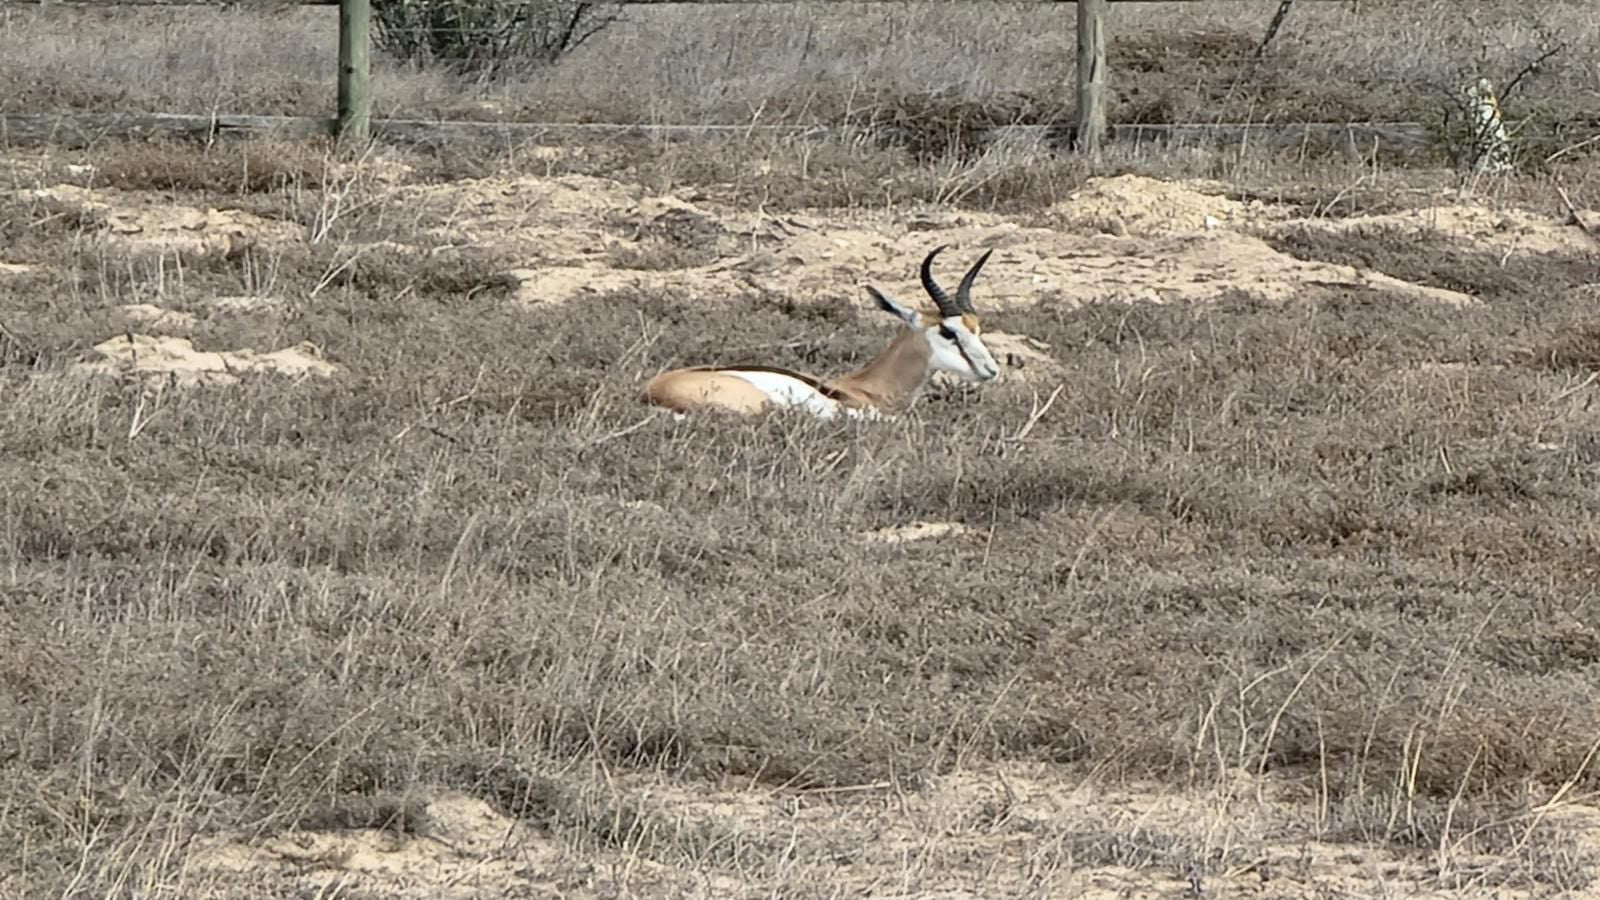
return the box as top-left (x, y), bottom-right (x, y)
top-left (74, 334), bottom-right (338, 386)
top-left (510, 226), bottom-right (1477, 310)
top-left (9, 170), bottom-right (1585, 321)
top-left (1046, 172), bottom-right (1291, 236)
top-left (189, 793), bottom-right (581, 900)
top-left (8, 170), bottom-right (1506, 319)
top-left (10, 184), bottom-right (298, 257)
top-left (414, 173), bottom-right (1480, 311)
top-left (394, 173), bottom-right (681, 266)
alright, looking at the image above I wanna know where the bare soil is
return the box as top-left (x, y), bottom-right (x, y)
top-left (3, 135), bottom-right (1600, 898)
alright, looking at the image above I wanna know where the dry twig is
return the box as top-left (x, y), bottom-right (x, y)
top-left (1008, 384), bottom-right (1064, 443)
top-left (1545, 132), bottom-right (1600, 165)
top-left (1554, 183), bottom-right (1600, 249)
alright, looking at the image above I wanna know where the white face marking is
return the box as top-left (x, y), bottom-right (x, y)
top-left (865, 285), bottom-right (1000, 384)
top-left (926, 317), bottom-right (1001, 383)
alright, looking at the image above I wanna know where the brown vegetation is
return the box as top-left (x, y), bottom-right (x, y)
top-left (3, 129), bottom-right (1600, 895)
top-left (1, 1), bottom-right (1598, 164)
top-left (3, 1), bottom-right (1600, 895)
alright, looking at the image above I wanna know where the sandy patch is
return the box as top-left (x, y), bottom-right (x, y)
top-left (159, 751), bottom-right (1600, 900)
top-left (861, 520), bottom-right (973, 544)
top-left (0, 149), bottom-right (95, 186)
top-left (455, 172), bottom-right (1483, 310)
top-left (1046, 172), bottom-right (1293, 236)
top-left (607, 764), bottom-right (1598, 899)
top-left (189, 793), bottom-right (582, 900)
top-left (0, 261), bottom-right (44, 276)
top-left (211, 294), bottom-right (291, 314)
top-left (117, 303), bottom-right (198, 332)
top-left (110, 298), bottom-right (286, 337)
top-left (10, 184), bottom-right (299, 257)
top-left (504, 264), bottom-right (702, 305)
top-left (74, 334), bottom-right (338, 386)
top-left (510, 227), bottom-right (1480, 310)
top-left (345, 171), bottom-right (1497, 311)
top-left (394, 172), bottom-right (659, 265)
top-left (1269, 203), bottom-right (1600, 257)
top-left (17, 172), bottom-right (1564, 321)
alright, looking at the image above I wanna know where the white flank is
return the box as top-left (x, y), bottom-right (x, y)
top-left (722, 370), bottom-right (882, 421)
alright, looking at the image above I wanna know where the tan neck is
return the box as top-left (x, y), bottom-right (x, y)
top-left (826, 328), bottom-right (932, 411)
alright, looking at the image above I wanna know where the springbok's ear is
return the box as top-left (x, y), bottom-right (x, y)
top-left (864, 286), bottom-right (923, 328)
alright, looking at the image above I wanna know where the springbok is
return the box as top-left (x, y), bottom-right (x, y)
top-left (643, 245), bottom-right (1001, 420)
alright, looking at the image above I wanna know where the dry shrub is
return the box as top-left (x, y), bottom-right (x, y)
top-left (372, 0), bottom-right (620, 80)
top-left (603, 205), bottom-right (731, 270)
top-left (85, 138), bottom-right (336, 194)
top-left (1110, 25), bottom-right (1257, 124)
top-left (1262, 223), bottom-right (1598, 303)
top-left (1533, 319), bottom-right (1600, 373)
top-left (1110, 24), bottom-right (1391, 125)
top-left (300, 243), bottom-right (524, 300)
top-left (870, 89), bottom-right (1073, 160)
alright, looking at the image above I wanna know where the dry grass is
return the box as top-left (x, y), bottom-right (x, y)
top-left (2, 1), bottom-right (1598, 165)
top-left (2, 1), bottom-right (1600, 893)
top-left (2, 129), bottom-right (1600, 896)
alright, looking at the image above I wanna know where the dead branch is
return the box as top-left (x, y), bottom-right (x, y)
top-left (1546, 133), bottom-right (1600, 165)
top-left (1255, 0), bottom-right (1297, 59)
top-left (1500, 39), bottom-right (1568, 105)
top-left (1554, 183), bottom-right (1600, 249)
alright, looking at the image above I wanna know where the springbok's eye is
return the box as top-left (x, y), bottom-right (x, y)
top-left (938, 326), bottom-right (959, 343)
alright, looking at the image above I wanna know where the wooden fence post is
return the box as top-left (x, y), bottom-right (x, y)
top-left (1075, 0), bottom-right (1107, 155)
top-left (337, 0), bottom-right (372, 146)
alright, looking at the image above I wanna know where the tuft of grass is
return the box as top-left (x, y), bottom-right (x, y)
top-left (83, 138), bottom-right (338, 195)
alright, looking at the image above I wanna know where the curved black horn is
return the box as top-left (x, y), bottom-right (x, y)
top-left (954, 248), bottom-right (994, 315)
top-left (919, 245), bottom-right (961, 318)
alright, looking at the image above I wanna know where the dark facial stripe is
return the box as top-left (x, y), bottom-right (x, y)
top-left (946, 328), bottom-right (978, 372)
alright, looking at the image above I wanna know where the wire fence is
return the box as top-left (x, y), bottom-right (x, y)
top-left (1, 0), bottom-right (1595, 162)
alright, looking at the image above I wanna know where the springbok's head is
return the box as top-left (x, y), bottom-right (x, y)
top-left (865, 245), bottom-right (1001, 383)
